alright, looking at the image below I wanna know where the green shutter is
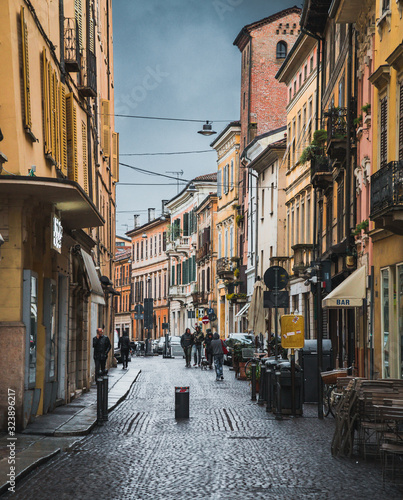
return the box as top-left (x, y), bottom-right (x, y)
top-left (171, 264), bottom-right (175, 286)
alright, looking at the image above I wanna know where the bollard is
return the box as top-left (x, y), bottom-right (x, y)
top-left (266, 366), bottom-right (272, 413)
top-left (102, 371), bottom-right (109, 421)
top-left (257, 366), bottom-right (266, 406)
top-left (275, 369), bottom-right (283, 420)
top-left (175, 387), bottom-right (189, 419)
top-left (97, 372), bottom-right (103, 425)
top-left (251, 361), bottom-right (257, 401)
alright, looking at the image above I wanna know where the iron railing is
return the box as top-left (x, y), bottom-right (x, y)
top-left (78, 49), bottom-right (97, 97)
top-left (326, 107), bottom-right (348, 144)
top-left (370, 161), bottom-right (403, 216)
top-left (216, 257), bottom-right (232, 276)
top-left (64, 18), bottom-right (80, 72)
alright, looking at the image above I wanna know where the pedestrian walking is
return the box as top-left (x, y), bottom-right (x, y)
top-left (93, 327), bottom-right (111, 376)
top-left (193, 325), bottom-right (204, 367)
top-left (118, 332), bottom-right (131, 369)
top-left (204, 330), bottom-right (214, 369)
top-left (181, 328), bottom-right (194, 368)
top-left (211, 332), bottom-right (227, 381)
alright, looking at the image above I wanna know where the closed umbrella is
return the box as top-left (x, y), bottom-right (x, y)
top-left (248, 280), bottom-right (267, 335)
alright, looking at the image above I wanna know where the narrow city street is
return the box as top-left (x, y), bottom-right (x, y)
top-left (3, 357), bottom-right (402, 500)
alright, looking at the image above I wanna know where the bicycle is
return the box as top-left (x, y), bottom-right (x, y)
top-left (321, 369), bottom-right (349, 417)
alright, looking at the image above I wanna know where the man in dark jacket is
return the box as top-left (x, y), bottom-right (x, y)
top-left (193, 326), bottom-right (204, 367)
top-left (181, 328), bottom-right (194, 368)
top-left (118, 333), bottom-right (131, 369)
top-left (93, 328), bottom-right (111, 376)
top-left (211, 332), bottom-right (226, 381)
top-left (204, 331), bottom-right (214, 369)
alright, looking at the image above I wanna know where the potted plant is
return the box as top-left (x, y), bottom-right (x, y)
top-left (361, 103), bottom-right (371, 115)
top-left (236, 214), bottom-right (244, 226)
top-left (299, 129), bottom-right (327, 165)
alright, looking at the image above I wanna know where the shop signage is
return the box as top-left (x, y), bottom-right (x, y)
top-left (51, 213), bottom-right (63, 253)
top-left (280, 315), bottom-right (305, 349)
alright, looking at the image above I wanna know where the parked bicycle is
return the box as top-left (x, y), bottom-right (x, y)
top-left (321, 368), bottom-right (349, 417)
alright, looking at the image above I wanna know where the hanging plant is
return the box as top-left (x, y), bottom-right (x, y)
top-left (236, 214), bottom-right (244, 226)
top-left (234, 268), bottom-right (240, 278)
top-left (361, 103), bottom-right (371, 114)
top-left (352, 219), bottom-right (369, 235)
top-left (353, 115), bottom-right (362, 127)
top-left (299, 129), bottom-right (327, 165)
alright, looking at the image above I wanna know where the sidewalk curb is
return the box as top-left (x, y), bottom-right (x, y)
top-left (0, 447), bottom-right (61, 496)
top-left (108, 369), bottom-right (141, 413)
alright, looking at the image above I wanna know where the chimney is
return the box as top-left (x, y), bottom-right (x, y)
top-left (161, 200), bottom-right (169, 215)
top-left (133, 214), bottom-right (140, 228)
top-left (148, 208), bottom-right (155, 222)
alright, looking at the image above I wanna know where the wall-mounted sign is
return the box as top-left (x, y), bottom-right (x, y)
top-left (51, 213), bottom-right (63, 253)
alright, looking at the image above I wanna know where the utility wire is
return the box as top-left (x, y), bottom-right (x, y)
top-left (119, 162), bottom-right (191, 182)
top-left (113, 114), bottom-right (234, 123)
top-left (120, 150), bottom-right (213, 157)
top-left (117, 183), bottom-right (183, 186)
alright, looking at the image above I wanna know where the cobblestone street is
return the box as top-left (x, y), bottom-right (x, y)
top-left (4, 357), bottom-right (403, 500)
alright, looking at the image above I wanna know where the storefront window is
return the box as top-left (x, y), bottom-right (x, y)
top-left (49, 282), bottom-right (57, 380)
top-left (381, 269), bottom-right (390, 378)
top-left (399, 266), bottom-right (403, 379)
top-left (29, 276), bottom-right (38, 386)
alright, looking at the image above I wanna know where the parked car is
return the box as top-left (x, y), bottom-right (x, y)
top-left (156, 336), bottom-right (167, 355)
top-left (224, 333), bottom-right (254, 365)
top-left (169, 336), bottom-right (184, 358)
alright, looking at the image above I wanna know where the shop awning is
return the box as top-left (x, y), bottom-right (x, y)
top-left (322, 266), bottom-right (366, 309)
top-left (235, 303), bottom-right (250, 318)
top-left (80, 249), bottom-right (105, 304)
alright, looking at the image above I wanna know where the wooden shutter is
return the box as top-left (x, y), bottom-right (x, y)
top-left (74, 0), bottom-right (83, 50)
top-left (20, 7), bottom-right (32, 131)
top-left (183, 213), bottom-right (189, 236)
top-left (59, 84), bottom-right (68, 175)
top-left (101, 99), bottom-right (110, 157)
top-left (66, 93), bottom-right (78, 182)
top-left (112, 132), bottom-right (119, 181)
top-left (380, 96), bottom-right (388, 168)
top-left (82, 121), bottom-right (88, 194)
top-left (53, 71), bottom-right (59, 165)
top-left (399, 83), bottom-right (403, 162)
top-left (42, 49), bottom-right (51, 154)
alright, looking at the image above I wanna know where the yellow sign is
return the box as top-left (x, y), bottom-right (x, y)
top-left (280, 315), bottom-right (305, 349)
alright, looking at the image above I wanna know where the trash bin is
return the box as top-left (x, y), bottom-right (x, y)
top-left (175, 386), bottom-right (189, 419)
top-left (278, 362), bottom-right (303, 415)
top-left (299, 340), bottom-right (333, 403)
top-left (265, 357), bottom-right (281, 412)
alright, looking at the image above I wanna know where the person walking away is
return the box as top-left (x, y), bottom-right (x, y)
top-left (118, 332), bottom-right (131, 369)
top-left (204, 331), bottom-right (214, 369)
top-left (211, 332), bottom-right (226, 381)
top-left (193, 326), bottom-right (204, 367)
top-left (93, 327), bottom-right (111, 376)
top-left (181, 328), bottom-right (194, 368)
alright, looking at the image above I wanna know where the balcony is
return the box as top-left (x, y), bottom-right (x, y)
top-left (370, 161), bottom-right (403, 235)
top-left (311, 154), bottom-right (332, 189)
top-left (292, 243), bottom-right (313, 276)
top-left (192, 291), bottom-right (208, 305)
top-left (326, 107), bottom-right (348, 162)
top-left (216, 258), bottom-right (233, 279)
top-left (64, 18), bottom-right (80, 72)
top-left (168, 285), bottom-right (187, 302)
top-left (78, 49), bottom-right (97, 98)
top-left (196, 242), bottom-right (210, 262)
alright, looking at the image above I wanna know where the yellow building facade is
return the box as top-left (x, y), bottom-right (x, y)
top-left (0, 0), bottom-right (118, 429)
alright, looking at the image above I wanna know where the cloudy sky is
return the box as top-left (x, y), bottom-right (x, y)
top-left (113, 0), bottom-right (299, 234)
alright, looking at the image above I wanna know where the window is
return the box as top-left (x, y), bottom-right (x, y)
top-left (243, 92), bottom-right (246, 110)
top-left (218, 232), bottom-right (222, 259)
top-left (289, 88), bottom-right (292, 102)
top-left (270, 183), bottom-right (274, 214)
top-left (261, 188), bottom-right (265, 218)
top-left (159, 234), bottom-right (162, 254)
top-left (150, 238), bottom-right (152, 258)
top-left (276, 41), bottom-right (287, 59)
top-left (299, 73), bottom-right (302, 88)
top-left (136, 242), bottom-right (139, 261)
top-left (382, 0), bottom-right (390, 13)
top-left (155, 235), bottom-right (157, 255)
top-left (304, 65), bottom-right (307, 81)
top-left (230, 160), bottom-right (234, 190)
top-left (145, 239), bottom-right (148, 259)
top-left (217, 170), bottom-right (222, 198)
top-left (301, 199), bottom-right (305, 244)
top-left (307, 196), bottom-right (311, 243)
top-left (381, 269), bottom-right (390, 378)
top-left (224, 229), bottom-right (228, 258)
top-left (141, 241), bottom-right (143, 260)
top-left (310, 56), bottom-right (314, 73)
top-left (293, 81), bottom-right (297, 95)
top-left (230, 226), bottom-right (233, 257)
top-left (207, 268), bottom-right (210, 292)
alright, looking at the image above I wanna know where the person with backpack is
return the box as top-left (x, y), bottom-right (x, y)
top-left (193, 325), bottom-right (205, 367)
top-left (211, 332), bottom-right (227, 381)
top-left (181, 328), bottom-right (194, 368)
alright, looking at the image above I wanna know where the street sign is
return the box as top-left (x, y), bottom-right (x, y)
top-left (264, 266), bottom-right (289, 290)
top-left (208, 312), bottom-right (217, 322)
top-left (134, 304), bottom-right (144, 314)
top-left (281, 315), bottom-right (305, 349)
top-left (201, 315), bottom-right (209, 325)
top-left (263, 291), bottom-right (289, 309)
top-left (162, 322), bottom-right (169, 330)
top-left (207, 308), bottom-right (214, 316)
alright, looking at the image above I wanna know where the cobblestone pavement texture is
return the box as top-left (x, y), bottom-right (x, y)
top-left (3, 357), bottom-right (403, 500)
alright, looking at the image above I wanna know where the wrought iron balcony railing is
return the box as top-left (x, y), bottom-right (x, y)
top-left (326, 107), bottom-right (348, 143)
top-left (310, 153), bottom-right (332, 189)
top-left (78, 49), bottom-right (97, 97)
top-left (64, 18), bottom-right (80, 72)
top-left (370, 161), bottom-right (403, 225)
top-left (216, 257), bottom-right (233, 277)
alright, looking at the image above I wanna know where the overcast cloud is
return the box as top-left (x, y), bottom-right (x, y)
top-left (113, 0), bottom-right (299, 234)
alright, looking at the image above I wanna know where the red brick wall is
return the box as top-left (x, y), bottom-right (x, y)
top-left (239, 12), bottom-right (301, 153)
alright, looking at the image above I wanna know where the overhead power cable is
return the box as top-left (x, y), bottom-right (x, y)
top-left (120, 150), bottom-right (213, 157)
top-left (113, 114), bottom-right (234, 123)
top-left (119, 162), bottom-right (191, 182)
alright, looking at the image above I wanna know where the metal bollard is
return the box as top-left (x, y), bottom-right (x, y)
top-left (266, 367), bottom-right (272, 413)
top-left (175, 387), bottom-right (189, 419)
top-left (97, 373), bottom-right (103, 425)
top-left (275, 369), bottom-right (283, 420)
top-left (251, 361), bottom-right (257, 401)
top-left (102, 371), bottom-right (109, 421)
top-left (257, 366), bottom-right (266, 405)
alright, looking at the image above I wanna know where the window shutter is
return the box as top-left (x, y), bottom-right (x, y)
top-left (112, 132), bottom-right (119, 181)
top-left (217, 170), bottom-right (222, 198)
top-left (59, 84), bottom-right (68, 176)
top-left (20, 7), bottom-right (32, 131)
top-left (399, 83), bottom-right (403, 161)
top-left (82, 121), bottom-right (88, 194)
top-left (183, 213), bottom-right (189, 236)
top-left (53, 71), bottom-right (59, 165)
top-left (66, 93), bottom-right (78, 182)
top-left (171, 265), bottom-right (175, 286)
top-left (230, 160), bottom-right (234, 190)
top-left (74, 0), bottom-right (83, 51)
top-left (42, 49), bottom-right (51, 155)
top-left (101, 99), bottom-right (110, 157)
top-left (380, 96), bottom-right (388, 168)
top-left (48, 63), bottom-right (55, 158)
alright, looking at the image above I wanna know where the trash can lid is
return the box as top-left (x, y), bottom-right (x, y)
top-left (175, 387), bottom-right (189, 393)
top-left (301, 339), bottom-right (332, 353)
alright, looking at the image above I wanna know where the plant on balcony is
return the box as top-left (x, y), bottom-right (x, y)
top-left (226, 293), bottom-right (235, 301)
top-left (234, 268), bottom-right (240, 278)
top-left (353, 115), bottom-right (362, 127)
top-left (233, 204), bottom-right (241, 210)
top-left (352, 219), bottom-right (369, 236)
top-left (299, 129), bottom-right (327, 165)
top-left (236, 214), bottom-right (244, 226)
top-left (361, 103), bottom-right (371, 115)
top-left (231, 256), bottom-right (240, 263)
top-left (227, 292), bottom-right (247, 303)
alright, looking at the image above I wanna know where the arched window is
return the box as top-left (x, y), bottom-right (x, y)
top-left (276, 41), bottom-right (287, 59)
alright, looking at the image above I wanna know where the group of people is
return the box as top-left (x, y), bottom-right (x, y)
top-left (180, 326), bottom-right (227, 381)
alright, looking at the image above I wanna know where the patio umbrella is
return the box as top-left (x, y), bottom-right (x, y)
top-left (247, 280), bottom-right (267, 336)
